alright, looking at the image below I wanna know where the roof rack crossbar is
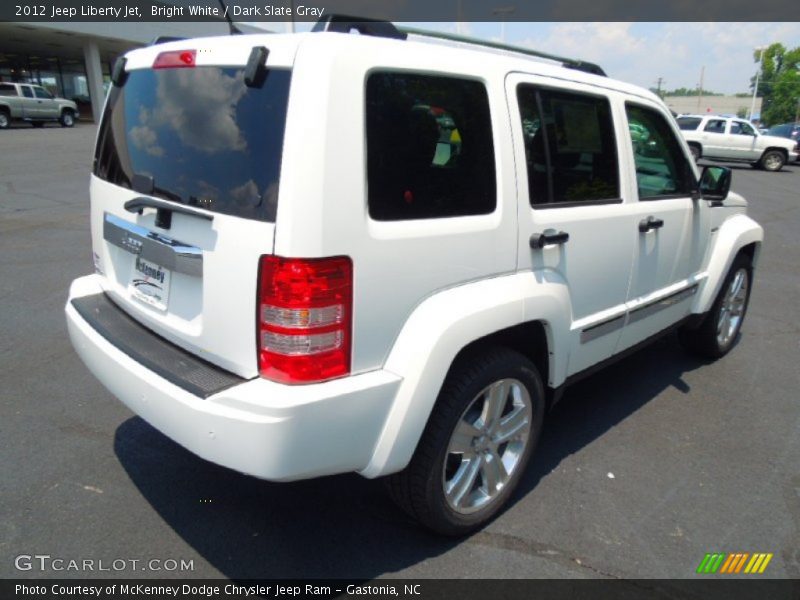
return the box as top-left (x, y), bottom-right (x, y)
top-left (398, 26), bottom-right (606, 77)
top-left (312, 15), bottom-right (407, 40)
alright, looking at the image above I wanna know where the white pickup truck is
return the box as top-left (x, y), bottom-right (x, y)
top-left (0, 82), bottom-right (79, 128)
top-left (677, 114), bottom-right (799, 171)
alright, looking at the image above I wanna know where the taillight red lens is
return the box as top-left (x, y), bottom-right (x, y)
top-left (257, 256), bottom-right (353, 384)
top-left (153, 50), bottom-right (196, 69)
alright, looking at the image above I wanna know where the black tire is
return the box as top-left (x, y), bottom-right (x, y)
top-left (386, 347), bottom-right (545, 536)
top-left (689, 144), bottom-right (700, 162)
top-left (759, 149), bottom-right (785, 172)
top-left (679, 253), bottom-right (753, 359)
top-left (60, 110), bottom-right (75, 128)
top-left (31, 121), bottom-right (45, 128)
top-left (0, 110), bottom-right (9, 129)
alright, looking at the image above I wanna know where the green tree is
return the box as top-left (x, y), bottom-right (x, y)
top-left (753, 43), bottom-right (800, 125)
top-left (663, 87), bottom-right (722, 97)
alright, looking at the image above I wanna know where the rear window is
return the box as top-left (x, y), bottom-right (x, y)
top-left (676, 117), bottom-right (702, 130)
top-left (94, 67), bottom-right (291, 222)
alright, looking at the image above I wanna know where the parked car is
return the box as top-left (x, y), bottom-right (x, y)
top-left (66, 18), bottom-right (763, 535)
top-left (765, 122), bottom-right (800, 161)
top-left (677, 113), bottom-right (798, 171)
top-left (0, 82), bottom-right (79, 128)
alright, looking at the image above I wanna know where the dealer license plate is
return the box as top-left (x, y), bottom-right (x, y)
top-left (128, 256), bottom-right (171, 311)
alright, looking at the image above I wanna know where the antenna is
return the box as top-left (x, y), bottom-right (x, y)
top-left (217, 0), bottom-right (242, 35)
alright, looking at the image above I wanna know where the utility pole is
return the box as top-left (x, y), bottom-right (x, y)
top-left (696, 66), bottom-right (705, 112)
top-left (492, 6), bottom-right (515, 43)
top-left (655, 77), bottom-right (664, 98)
top-left (748, 46), bottom-right (766, 122)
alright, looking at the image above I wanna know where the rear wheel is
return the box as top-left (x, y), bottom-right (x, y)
top-left (689, 144), bottom-right (700, 161)
top-left (679, 254), bottom-right (752, 358)
top-left (386, 348), bottom-right (545, 535)
top-left (60, 110), bottom-right (75, 127)
top-left (0, 111), bottom-right (9, 129)
top-left (759, 150), bottom-right (785, 172)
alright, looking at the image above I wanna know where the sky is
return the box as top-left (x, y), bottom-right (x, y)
top-left (266, 21), bottom-right (800, 95)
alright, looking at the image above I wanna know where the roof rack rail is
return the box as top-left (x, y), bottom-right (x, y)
top-left (309, 16), bottom-right (604, 76)
top-left (398, 27), bottom-right (606, 77)
top-left (312, 15), bottom-right (407, 40)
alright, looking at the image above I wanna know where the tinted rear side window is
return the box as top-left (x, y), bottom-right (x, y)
top-left (94, 67), bottom-right (291, 222)
top-left (676, 117), bottom-right (702, 130)
top-left (0, 84), bottom-right (17, 96)
top-left (366, 72), bottom-right (496, 221)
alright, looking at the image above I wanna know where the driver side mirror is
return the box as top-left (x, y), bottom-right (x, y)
top-left (699, 166), bottom-right (731, 202)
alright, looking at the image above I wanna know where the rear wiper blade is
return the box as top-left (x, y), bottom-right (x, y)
top-left (124, 196), bottom-right (214, 226)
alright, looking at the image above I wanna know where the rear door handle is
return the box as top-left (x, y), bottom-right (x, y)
top-left (530, 231), bottom-right (569, 249)
top-left (638, 216), bottom-right (664, 233)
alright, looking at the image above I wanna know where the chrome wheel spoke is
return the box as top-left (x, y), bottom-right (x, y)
top-left (446, 457), bottom-right (482, 509)
top-left (481, 449), bottom-right (509, 493)
top-left (482, 381), bottom-right (509, 430)
top-left (494, 406), bottom-right (529, 444)
top-left (730, 272), bottom-right (744, 299)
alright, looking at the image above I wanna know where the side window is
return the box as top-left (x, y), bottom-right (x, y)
top-left (703, 119), bottom-right (726, 134)
top-left (517, 85), bottom-right (619, 206)
top-left (0, 84), bottom-right (17, 97)
top-left (33, 87), bottom-right (53, 99)
top-left (366, 72), bottom-right (496, 221)
top-left (676, 117), bottom-right (702, 130)
top-left (21, 86), bottom-right (33, 98)
top-left (732, 121), bottom-right (755, 136)
top-left (625, 103), bottom-right (697, 200)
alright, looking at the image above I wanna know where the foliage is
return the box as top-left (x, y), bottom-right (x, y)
top-left (754, 43), bottom-right (800, 125)
top-left (662, 87), bottom-right (723, 97)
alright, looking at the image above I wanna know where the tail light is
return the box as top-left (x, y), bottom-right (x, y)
top-left (153, 50), bottom-right (196, 69)
top-left (257, 256), bottom-right (353, 384)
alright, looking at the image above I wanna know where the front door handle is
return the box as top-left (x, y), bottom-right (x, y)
top-left (638, 216), bottom-right (664, 233)
top-left (530, 231), bottom-right (569, 249)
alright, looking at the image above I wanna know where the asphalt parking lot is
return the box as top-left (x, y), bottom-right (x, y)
top-left (1, 124), bottom-right (798, 582)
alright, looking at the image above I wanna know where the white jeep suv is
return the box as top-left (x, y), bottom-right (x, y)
top-left (677, 114), bottom-right (798, 171)
top-left (66, 17), bottom-right (764, 535)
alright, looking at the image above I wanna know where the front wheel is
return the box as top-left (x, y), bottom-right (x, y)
top-left (60, 110), bottom-right (75, 127)
top-left (679, 254), bottom-right (752, 358)
top-left (386, 348), bottom-right (545, 535)
top-left (759, 150), bottom-right (785, 172)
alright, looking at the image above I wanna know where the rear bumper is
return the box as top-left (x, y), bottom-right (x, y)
top-left (66, 274), bottom-right (401, 481)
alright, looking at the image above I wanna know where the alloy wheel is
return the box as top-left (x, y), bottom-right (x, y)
top-left (443, 378), bottom-right (532, 515)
